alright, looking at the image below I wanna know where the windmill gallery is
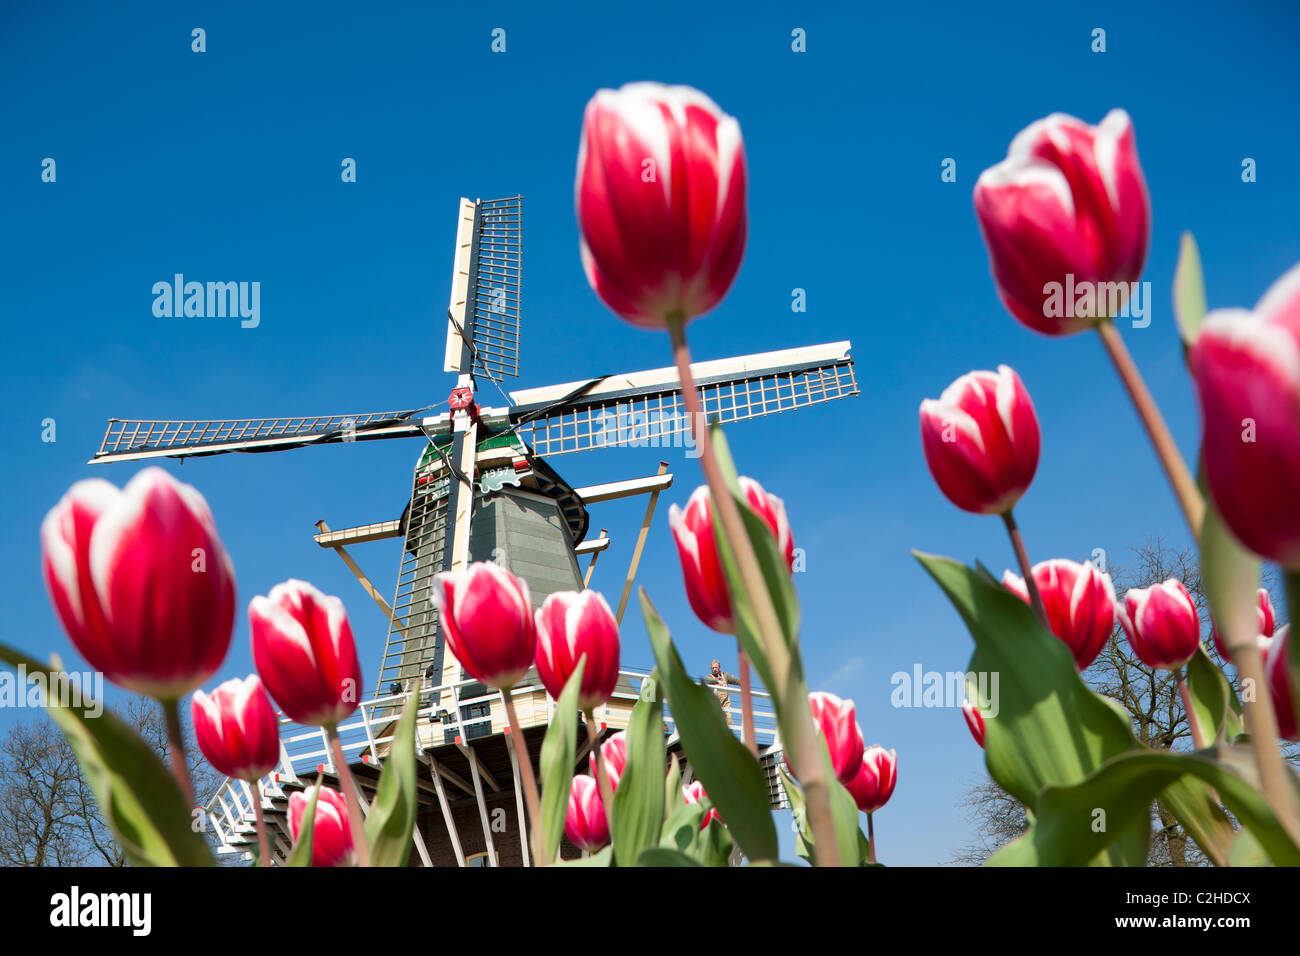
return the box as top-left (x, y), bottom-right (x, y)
top-left (92, 196), bottom-right (859, 866)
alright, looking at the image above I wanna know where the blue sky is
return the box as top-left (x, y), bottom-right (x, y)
top-left (2, 0), bottom-right (1298, 865)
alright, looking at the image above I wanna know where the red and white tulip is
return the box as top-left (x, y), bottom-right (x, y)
top-left (1211, 588), bottom-right (1275, 662)
top-left (668, 477), bottom-right (795, 634)
top-left (1003, 559), bottom-right (1116, 670)
top-left (1118, 579), bottom-right (1201, 670)
top-left (288, 785), bottom-right (356, 867)
top-left (191, 675), bottom-right (280, 781)
top-left (846, 746), bottom-right (898, 814)
top-left (576, 82), bottom-right (747, 329)
top-left (920, 366), bottom-right (1040, 515)
top-left (793, 691), bottom-right (865, 786)
top-left (1191, 263), bottom-right (1300, 568)
top-left (40, 467), bottom-right (235, 699)
top-left (974, 109), bottom-right (1150, 335)
top-left (961, 699), bottom-right (986, 749)
top-left (592, 730), bottom-right (628, 793)
top-left (682, 779), bottom-right (722, 829)
top-left (1264, 626), bottom-right (1298, 741)
top-left (535, 590), bottom-right (620, 711)
top-left (430, 561), bottom-right (536, 690)
top-left (250, 579), bottom-right (363, 728)
top-left (564, 774), bottom-right (609, 853)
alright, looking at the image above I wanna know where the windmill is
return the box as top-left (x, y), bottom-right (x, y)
top-left (89, 196), bottom-right (859, 865)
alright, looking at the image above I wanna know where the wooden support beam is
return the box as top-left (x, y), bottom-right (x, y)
top-left (456, 737), bottom-right (501, 792)
top-left (314, 520), bottom-right (408, 642)
top-left (505, 729), bottom-right (531, 867)
top-left (573, 473), bottom-right (674, 504)
top-left (582, 528), bottom-right (608, 587)
top-left (312, 519), bottom-right (402, 547)
top-left (464, 743), bottom-right (498, 867)
top-left (428, 755), bottom-right (467, 868)
top-left (615, 461), bottom-right (671, 624)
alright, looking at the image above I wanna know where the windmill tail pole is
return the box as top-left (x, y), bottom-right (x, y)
top-left (667, 315), bottom-right (841, 866)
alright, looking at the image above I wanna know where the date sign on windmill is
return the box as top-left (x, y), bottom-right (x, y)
top-left (90, 196), bottom-right (859, 866)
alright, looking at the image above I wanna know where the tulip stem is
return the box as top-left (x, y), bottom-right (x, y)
top-left (866, 811), bottom-right (876, 865)
top-left (1175, 669), bottom-right (1206, 750)
top-left (1095, 320), bottom-right (1204, 540)
top-left (161, 698), bottom-right (195, 810)
top-left (737, 647), bottom-right (758, 757)
top-left (326, 726), bottom-right (370, 867)
top-left (252, 780), bottom-right (271, 866)
top-left (1002, 509), bottom-right (1048, 630)
top-left (584, 709), bottom-right (616, 833)
top-left (1228, 639), bottom-right (1300, 842)
top-left (502, 691), bottom-right (544, 863)
top-left (668, 316), bottom-right (841, 866)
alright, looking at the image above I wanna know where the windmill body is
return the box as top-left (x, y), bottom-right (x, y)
top-left (89, 196), bottom-right (859, 865)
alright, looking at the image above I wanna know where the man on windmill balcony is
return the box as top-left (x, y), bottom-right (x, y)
top-left (705, 659), bottom-right (740, 726)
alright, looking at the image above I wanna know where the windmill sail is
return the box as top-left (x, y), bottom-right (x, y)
top-left (504, 340), bottom-right (858, 457)
top-left (90, 410), bottom-right (425, 464)
top-left (443, 196), bottom-right (522, 382)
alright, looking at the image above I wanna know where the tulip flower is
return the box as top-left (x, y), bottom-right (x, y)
top-left (789, 692), bottom-right (865, 786)
top-left (669, 477), bottom-right (795, 635)
top-left (576, 82), bottom-right (747, 329)
top-left (919, 365), bottom-right (1040, 516)
top-left (432, 561), bottom-right (542, 860)
top-left (682, 780), bottom-right (722, 829)
top-left (1003, 559), bottom-right (1117, 670)
top-left (288, 785), bottom-right (356, 867)
top-left (564, 775), bottom-right (609, 853)
top-left (535, 590), bottom-right (620, 711)
top-left (592, 730), bottom-right (628, 792)
top-left (1264, 626), bottom-right (1298, 741)
top-left (1191, 263), bottom-right (1300, 568)
top-left (251, 578), bottom-right (369, 865)
top-left (430, 561), bottom-right (535, 691)
top-left (1117, 579), bottom-right (1201, 671)
top-left (250, 579), bottom-right (362, 728)
top-left (847, 745), bottom-right (898, 814)
top-left (961, 699), bottom-right (986, 749)
top-left (191, 675), bottom-right (280, 781)
top-left (1211, 589), bottom-right (1275, 663)
top-left (40, 467), bottom-right (235, 700)
top-left (974, 109), bottom-right (1150, 336)
top-left (193, 674), bottom-right (280, 865)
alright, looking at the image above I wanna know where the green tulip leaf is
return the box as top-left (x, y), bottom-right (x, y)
top-left (611, 670), bottom-right (667, 865)
top-left (286, 775), bottom-right (322, 867)
top-left (1173, 232), bottom-right (1207, 349)
top-left (559, 845), bottom-right (613, 867)
top-left (364, 689), bottom-right (420, 866)
top-left (538, 658), bottom-right (585, 865)
top-left (641, 589), bottom-right (780, 862)
top-left (636, 847), bottom-right (702, 866)
top-left (1185, 644), bottom-right (1243, 744)
top-left (0, 643), bottom-right (214, 867)
top-left (664, 753), bottom-right (682, 822)
top-left (914, 554), bottom-right (1150, 865)
top-left (1199, 473), bottom-right (1262, 667)
top-left (989, 745), bottom-right (1300, 866)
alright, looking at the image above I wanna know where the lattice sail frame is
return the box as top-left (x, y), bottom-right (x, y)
top-left (92, 410), bottom-right (422, 462)
top-left (506, 342), bottom-right (859, 457)
top-left (469, 196), bottom-right (523, 380)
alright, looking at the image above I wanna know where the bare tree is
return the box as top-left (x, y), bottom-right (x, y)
top-left (0, 696), bottom-right (225, 866)
top-left (949, 535), bottom-right (1290, 866)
